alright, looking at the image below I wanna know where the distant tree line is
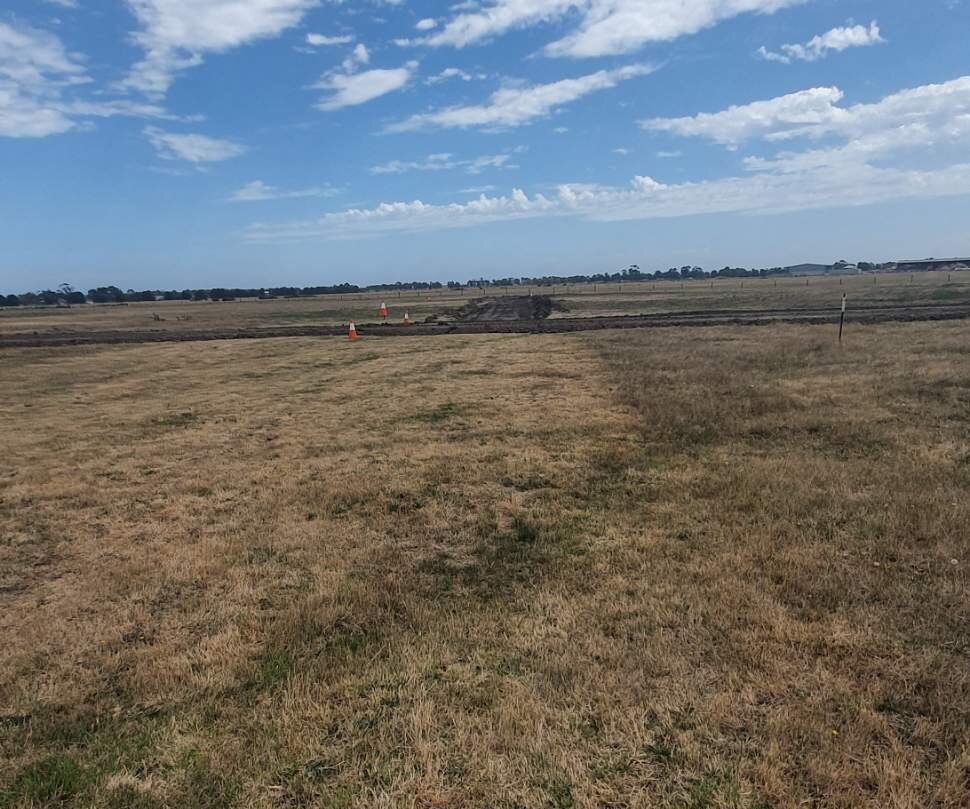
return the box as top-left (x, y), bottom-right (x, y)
top-left (0, 282), bottom-right (362, 306)
top-left (0, 260), bottom-right (899, 306)
top-left (470, 264), bottom-right (793, 287)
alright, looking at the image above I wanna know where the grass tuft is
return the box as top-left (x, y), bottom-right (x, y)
top-left (413, 401), bottom-right (474, 424)
top-left (5, 754), bottom-right (87, 805)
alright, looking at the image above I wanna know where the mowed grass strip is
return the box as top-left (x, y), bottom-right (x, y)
top-left (587, 322), bottom-right (970, 808)
top-left (0, 322), bottom-right (967, 808)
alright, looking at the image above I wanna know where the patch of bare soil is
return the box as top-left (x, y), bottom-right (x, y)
top-left (454, 295), bottom-right (569, 321)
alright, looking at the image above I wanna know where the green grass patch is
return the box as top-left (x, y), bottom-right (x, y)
top-left (413, 402), bottom-right (474, 424)
top-left (102, 786), bottom-right (164, 809)
top-left (249, 649), bottom-right (294, 691)
top-left (454, 512), bottom-right (586, 598)
top-left (930, 287), bottom-right (966, 301)
top-left (545, 778), bottom-right (575, 808)
top-left (177, 749), bottom-right (239, 809)
top-left (4, 753), bottom-right (88, 806)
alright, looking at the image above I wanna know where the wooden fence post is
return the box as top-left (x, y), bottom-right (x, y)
top-left (839, 294), bottom-right (847, 343)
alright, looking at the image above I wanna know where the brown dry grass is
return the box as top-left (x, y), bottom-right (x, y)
top-left (0, 321), bottom-right (968, 808)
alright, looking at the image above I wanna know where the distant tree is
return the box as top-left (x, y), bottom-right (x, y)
top-left (88, 286), bottom-right (126, 303)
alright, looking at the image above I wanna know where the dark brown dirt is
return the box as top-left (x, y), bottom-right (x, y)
top-left (454, 295), bottom-right (569, 321)
top-left (1, 302), bottom-right (968, 348)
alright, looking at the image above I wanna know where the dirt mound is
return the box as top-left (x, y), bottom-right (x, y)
top-left (454, 295), bottom-right (568, 322)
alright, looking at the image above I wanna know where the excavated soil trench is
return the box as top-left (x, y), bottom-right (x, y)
top-left (452, 295), bottom-right (569, 321)
top-left (2, 296), bottom-right (969, 348)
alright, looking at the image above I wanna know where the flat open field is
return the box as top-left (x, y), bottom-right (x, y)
top-left (2, 272), bottom-right (969, 343)
top-left (1, 320), bottom-right (968, 808)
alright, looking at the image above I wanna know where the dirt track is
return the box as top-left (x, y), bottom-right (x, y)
top-left (2, 298), bottom-right (969, 348)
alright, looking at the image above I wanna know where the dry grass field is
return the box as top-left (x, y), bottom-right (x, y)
top-left (1, 320), bottom-right (968, 808)
top-left (1, 272), bottom-right (968, 338)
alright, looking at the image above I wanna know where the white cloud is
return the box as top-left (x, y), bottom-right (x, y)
top-left (415, 18), bottom-right (437, 30)
top-left (425, 67), bottom-right (485, 85)
top-left (341, 42), bottom-right (370, 72)
top-left (388, 63), bottom-right (654, 131)
top-left (642, 86), bottom-right (845, 146)
top-left (370, 151), bottom-right (519, 174)
top-left (0, 87), bottom-right (73, 138)
top-left (641, 76), bottom-right (970, 147)
top-left (44, 0), bottom-right (80, 8)
top-left (315, 64), bottom-right (414, 110)
top-left (758, 21), bottom-right (884, 63)
top-left (0, 20), bottom-right (83, 136)
top-left (228, 180), bottom-right (337, 201)
top-left (0, 20), bottom-right (87, 90)
top-left (121, 0), bottom-right (318, 96)
top-left (424, 0), bottom-right (806, 57)
top-left (312, 39), bottom-right (413, 111)
top-left (0, 21), bottom-right (181, 137)
top-left (244, 75), bottom-right (970, 242)
top-left (144, 126), bottom-right (246, 162)
top-left (244, 161), bottom-right (970, 243)
top-left (612, 147), bottom-right (629, 155)
top-left (422, 0), bottom-right (577, 49)
top-left (306, 32), bottom-right (353, 46)
top-left (245, 190), bottom-right (557, 241)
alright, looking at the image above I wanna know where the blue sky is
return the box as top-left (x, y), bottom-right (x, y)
top-left (2, 0), bottom-right (969, 292)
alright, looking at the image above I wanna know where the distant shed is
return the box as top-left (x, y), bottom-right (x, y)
top-left (895, 258), bottom-right (970, 272)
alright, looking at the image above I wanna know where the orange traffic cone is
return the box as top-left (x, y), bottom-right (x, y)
top-left (403, 312), bottom-right (411, 326)
top-left (379, 301), bottom-right (388, 319)
top-left (348, 321), bottom-right (358, 341)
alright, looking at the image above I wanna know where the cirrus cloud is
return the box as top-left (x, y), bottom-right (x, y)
top-left (121, 0), bottom-right (319, 96)
top-left (0, 21), bottom-right (185, 138)
top-left (387, 63), bottom-right (654, 131)
top-left (423, 0), bottom-right (807, 58)
top-left (314, 63), bottom-right (415, 110)
top-left (144, 126), bottom-right (246, 162)
top-left (227, 180), bottom-right (338, 201)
